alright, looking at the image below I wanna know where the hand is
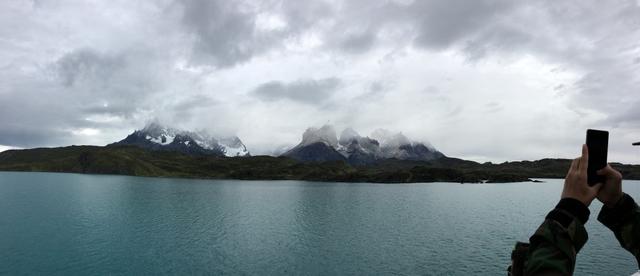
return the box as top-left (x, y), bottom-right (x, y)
top-left (561, 144), bottom-right (602, 207)
top-left (596, 165), bottom-right (623, 207)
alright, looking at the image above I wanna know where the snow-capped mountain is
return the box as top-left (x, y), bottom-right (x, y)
top-left (300, 125), bottom-right (339, 148)
top-left (110, 123), bottom-right (250, 157)
top-left (282, 125), bottom-right (444, 164)
top-left (218, 136), bottom-right (250, 157)
top-left (282, 125), bottom-right (345, 162)
top-left (370, 129), bottom-right (444, 161)
top-left (337, 128), bottom-right (382, 165)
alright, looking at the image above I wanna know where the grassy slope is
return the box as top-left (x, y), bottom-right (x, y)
top-left (1, 145), bottom-right (639, 183)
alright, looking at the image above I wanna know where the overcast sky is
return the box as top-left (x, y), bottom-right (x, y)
top-left (1, 0), bottom-right (639, 163)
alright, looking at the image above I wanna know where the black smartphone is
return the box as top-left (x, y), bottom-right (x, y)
top-left (586, 129), bottom-right (608, 186)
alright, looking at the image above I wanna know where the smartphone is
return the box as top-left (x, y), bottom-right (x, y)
top-left (586, 129), bottom-right (608, 186)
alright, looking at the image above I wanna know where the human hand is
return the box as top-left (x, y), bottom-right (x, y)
top-left (596, 165), bottom-right (623, 207)
top-left (561, 144), bottom-right (602, 207)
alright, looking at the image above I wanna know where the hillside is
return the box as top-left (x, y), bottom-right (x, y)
top-left (1, 145), bottom-right (639, 183)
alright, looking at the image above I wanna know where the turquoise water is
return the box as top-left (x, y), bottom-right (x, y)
top-left (0, 172), bottom-right (638, 275)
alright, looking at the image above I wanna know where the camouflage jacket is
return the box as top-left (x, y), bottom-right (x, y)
top-left (598, 193), bottom-right (640, 267)
top-left (509, 194), bottom-right (640, 275)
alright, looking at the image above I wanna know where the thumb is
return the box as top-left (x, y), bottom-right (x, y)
top-left (590, 182), bottom-right (603, 194)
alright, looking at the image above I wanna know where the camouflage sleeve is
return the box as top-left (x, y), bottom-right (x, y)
top-left (524, 198), bottom-right (590, 275)
top-left (598, 193), bottom-right (640, 268)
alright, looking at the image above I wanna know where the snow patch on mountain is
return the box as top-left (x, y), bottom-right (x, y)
top-left (219, 137), bottom-right (249, 157)
top-left (142, 123), bottom-right (178, 145)
top-left (337, 128), bottom-right (381, 160)
top-left (115, 122), bottom-right (250, 157)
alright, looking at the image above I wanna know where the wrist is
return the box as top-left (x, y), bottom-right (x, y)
top-left (562, 195), bottom-right (592, 208)
top-left (598, 193), bottom-right (637, 230)
top-left (549, 197), bottom-right (591, 225)
top-left (580, 197), bottom-right (593, 207)
top-left (604, 193), bottom-right (624, 208)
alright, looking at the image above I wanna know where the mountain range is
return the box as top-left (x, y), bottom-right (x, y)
top-left (110, 123), bottom-right (445, 166)
top-left (109, 123), bottom-right (249, 157)
top-left (1, 123), bottom-right (639, 183)
top-left (283, 125), bottom-right (445, 165)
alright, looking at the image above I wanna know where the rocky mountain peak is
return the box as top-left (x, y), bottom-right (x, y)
top-left (300, 125), bottom-right (338, 148)
top-left (338, 127), bottom-right (361, 146)
top-left (110, 122), bottom-right (249, 157)
top-left (283, 125), bottom-right (444, 164)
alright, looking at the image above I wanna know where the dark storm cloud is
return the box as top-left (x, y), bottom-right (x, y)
top-left (252, 78), bottom-right (342, 104)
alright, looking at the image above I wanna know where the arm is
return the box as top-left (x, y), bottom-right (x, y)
top-left (595, 165), bottom-right (640, 267)
top-left (525, 199), bottom-right (589, 275)
top-left (524, 145), bottom-right (601, 275)
top-left (598, 193), bottom-right (640, 267)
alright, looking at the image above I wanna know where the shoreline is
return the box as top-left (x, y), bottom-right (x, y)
top-left (0, 170), bottom-right (558, 184)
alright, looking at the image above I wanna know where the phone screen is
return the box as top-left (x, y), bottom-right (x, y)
top-left (586, 129), bottom-right (608, 186)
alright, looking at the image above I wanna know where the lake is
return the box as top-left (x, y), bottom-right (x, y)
top-left (0, 171), bottom-right (638, 275)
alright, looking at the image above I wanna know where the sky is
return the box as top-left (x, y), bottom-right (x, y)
top-left (1, 0), bottom-right (639, 163)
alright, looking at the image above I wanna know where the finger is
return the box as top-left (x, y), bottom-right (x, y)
top-left (579, 144), bottom-right (589, 173)
top-left (569, 157), bottom-right (579, 172)
top-left (589, 182), bottom-right (603, 194)
top-left (597, 164), bottom-right (615, 176)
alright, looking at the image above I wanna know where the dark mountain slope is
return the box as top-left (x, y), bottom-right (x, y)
top-left (282, 142), bottom-right (346, 163)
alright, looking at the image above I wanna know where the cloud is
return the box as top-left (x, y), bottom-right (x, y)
top-left (179, 0), bottom-right (265, 67)
top-left (410, 0), bottom-right (516, 50)
top-left (252, 78), bottom-right (342, 104)
top-left (55, 48), bottom-right (125, 87)
top-left (0, 145), bottom-right (20, 153)
top-left (1, 0), bottom-right (640, 163)
top-left (484, 102), bottom-right (503, 113)
top-left (336, 31), bottom-right (377, 54)
top-left (178, 0), bottom-right (334, 67)
top-left (609, 100), bottom-right (640, 128)
top-left (51, 48), bottom-right (174, 118)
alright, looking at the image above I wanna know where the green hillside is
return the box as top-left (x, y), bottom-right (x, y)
top-left (1, 145), bottom-right (639, 183)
